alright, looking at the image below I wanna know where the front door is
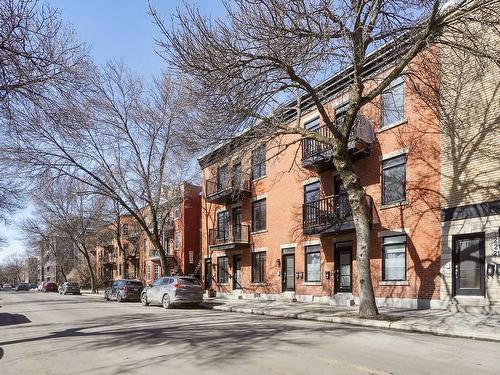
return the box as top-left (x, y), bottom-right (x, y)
top-left (282, 253), bottom-right (295, 291)
top-left (204, 259), bottom-right (212, 290)
top-left (335, 242), bottom-right (352, 293)
top-left (453, 234), bottom-right (485, 296)
top-left (233, 255), bottom-right (242, 289)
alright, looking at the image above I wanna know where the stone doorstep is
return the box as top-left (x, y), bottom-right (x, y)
top-left (204, 303), bottom-right (500, 343)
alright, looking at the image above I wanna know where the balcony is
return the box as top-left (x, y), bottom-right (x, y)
top-left (208, 224), bottom-right (250, 250)
top-left (205, 171), bottom-right (251, 205)
top-left (301, 115), bottom-right (374, 172)
top-left (148, 249), bottom-right (161, 260)
top-left (303, 194), bottom-right (372, 236)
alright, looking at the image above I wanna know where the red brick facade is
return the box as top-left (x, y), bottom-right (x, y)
top-left (200, 62), bottom-right (441, 308)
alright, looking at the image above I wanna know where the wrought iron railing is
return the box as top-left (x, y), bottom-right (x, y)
top-left (302, 194), bottom-right (352, 228)
top-left (205, 171), bottom-right (251, 198)
top-left (301, 115), bottom-right (374, 160)
top-left (208, 224), bottom-right (250, 246)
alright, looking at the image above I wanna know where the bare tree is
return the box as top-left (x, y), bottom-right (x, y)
top-left (1, 62), bottom-right (194, 277)
top-left (151, 0), bottom-right (500, 317)
top-left (0, 0), bottom-right (90, 238)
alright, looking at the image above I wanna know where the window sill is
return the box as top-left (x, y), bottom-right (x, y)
top-left (379, 280), bottom-right (409, 286)
top-left (251, 229), bottom-right (268, 235)
top-left (217, 283), bottom-right (230, 286)
top-left (252, 175), bottom-right (267, 183)
top-left (378, 119), bottom-right (408, 133)
top-left (380, 200), bottom-right (409, 210)
top-left (250, 283), bottom-right (267, 286)
top-left (303, 281), bottom-right (322, 286)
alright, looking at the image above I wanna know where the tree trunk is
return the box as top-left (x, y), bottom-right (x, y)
top-left (60, 266), bottom-right (68, 282)
top-left (83, 252), bottom-right (97, 293)
top-left (337, 163), bottom-right (378, 318)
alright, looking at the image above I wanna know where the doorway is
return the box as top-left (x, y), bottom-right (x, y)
top-left (453, 233), bottom-right (485, 296)
top-left (233, 255), bottom-right (242, 289)
top-left (204, 258), bottom-right (212, 290)
top-left (282, 250), bottom-right (295, 291)
top-left (334, 242), bottom-right (352, 293)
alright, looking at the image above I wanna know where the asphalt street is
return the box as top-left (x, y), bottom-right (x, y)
top-left (0, 290), bottom-right (499, 375)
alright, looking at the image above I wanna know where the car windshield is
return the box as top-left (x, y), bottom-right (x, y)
top-left (179, 278), bottom-right (201, 286)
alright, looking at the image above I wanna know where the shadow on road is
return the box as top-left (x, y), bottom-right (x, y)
top-left (0, 308), bottom-right (365, 370)
top-left (0, 313), bottom-right (31, 326)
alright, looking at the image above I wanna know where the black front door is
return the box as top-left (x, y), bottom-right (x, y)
top-left (204, 259), bottom-right (212, 290)
top-left (453, 234), bottom-right (485, 296)
top-left (233, 255), bottom-right (242, 289)
top-left (282, 253), bottom-right (295, 291)
top-left (335, 242), bottom-right (352, 293)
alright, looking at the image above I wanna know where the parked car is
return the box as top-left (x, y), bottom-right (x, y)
top-left (3, 283), bottom-right (13, 289)
top-left (104, 279), bottom-right (143, 302)
top-left (37, 282), bottom-right (45, 291)
top-left (42, 282), bottom-right (58, 292)
top-left (15, 283), bottom-right (30, 291)
top-left (59, 282), bottom-right (81, 295)
top-left (28, 283), bottom-right (38, 290)
top-left (141, 276), bottom-right (203, 309)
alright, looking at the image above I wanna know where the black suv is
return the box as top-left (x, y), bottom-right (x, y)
top-left (104, 279), bottom-right (143, 302)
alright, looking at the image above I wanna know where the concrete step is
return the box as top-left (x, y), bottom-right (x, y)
top-left (448, 301), bottom-right (500, 314)
top-left (330, 293), bottom-right (355, 307)
top-left (277, 292), bottom-right (297, 303)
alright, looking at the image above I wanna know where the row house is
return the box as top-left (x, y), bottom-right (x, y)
top-left (199, 48), bottom-right (443, 308)
top-left (95, 182), bottom-right (202, 285)
top-left (439, 40), bottom-right (500, 312)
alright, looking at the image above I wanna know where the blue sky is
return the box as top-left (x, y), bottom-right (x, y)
top-left (0, 0), bottom-right (224, 261)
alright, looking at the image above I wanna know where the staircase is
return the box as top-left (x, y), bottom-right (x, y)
top-left (330, 293), bottom-right (355, 307)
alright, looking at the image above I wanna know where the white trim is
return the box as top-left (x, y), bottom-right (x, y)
top-left (378, 228), bottom-right (409, 237)
top-left (379, 280), bottom-right (410, 286)
top-left (303, 239), bottom-right (321, 246)
top-left (252, 247), bottom-right (268, 253)
top-left (280, 243), bottom-right (297, 249)
top-left (380, 200), bottom-right (410, 210)
top-left (303, 281), bottom-right (322, 286)
top-left (216, 207), bottom-right (228, 213)
top-left (380, 147), bottom-right (409, 161)
top-left (378, 119), bottom-right (408, 133)
top-left (300, 111), bottom-right (319, 125)
top-left (251, 229), bottom-right (268, 235)
top-left (302, 177), bottom-right (320, 186)
top-left (252, 194), bottom-right (268, 201)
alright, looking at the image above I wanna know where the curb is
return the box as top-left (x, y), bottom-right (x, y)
top-left (203, 303), bottom-right (500, 343)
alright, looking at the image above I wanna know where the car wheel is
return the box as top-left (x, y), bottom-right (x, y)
top-left (63, 291), bottom-right (67, 295)
top-left (104, 292), bottom-right (109, 301)
top-left (162, 294), bottom-right (171, 309)
top-left (141, 293), bottom-right (149, 306)
top-left (116, 292), bottom-right (123, 303)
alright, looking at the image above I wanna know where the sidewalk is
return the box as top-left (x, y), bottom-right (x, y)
top-left (202, 298), bottom-right (500, 342)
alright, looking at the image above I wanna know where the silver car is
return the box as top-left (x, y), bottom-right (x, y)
top-left (141, 276), bottom-right (203, 309)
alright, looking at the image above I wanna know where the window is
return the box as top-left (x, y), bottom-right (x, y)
top-left (252, 198), bottom-right (267, 232)
top-left (173, 205), bottom-right (181, 219)
top-left (251, 144), bottom-right (266, 180)
top-left (305, 245), bottom-right (321, 282)
top-left (252, 252), bottom-right (266, 283)
top-left (382, 235), bottom-right (407, 281)
top-left (304, 182), bottom-right (320, 203)
top-left (173, 231), bottom-right (180, 250)
top-left (382, 154), bottom-right (406, 205)
top-left (217, 211), bottom-right (229, 240)
top-left (217, 163), bottom-right (230, 190)
top-left (143, 239), bottom-right (148, 253)
top-left (217, 256), bottom-right (229, 283)
top-left (154, 264), bottom-right (159, 280)
top-left (381, 77), bottom-right (405, 128)
top-left (122, 224), bottom-right (129, 236)
top-left (119, 264), bottom-right (122, 275)
top-left (146, 263), bottom-right (150, 279)
top-left (305, 116), bottom-right (320, 131)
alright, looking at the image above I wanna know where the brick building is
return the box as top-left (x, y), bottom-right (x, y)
top-left (95, 182), bottom-right (202, 285)
top-left (199, 52), bottom-right (442, 308)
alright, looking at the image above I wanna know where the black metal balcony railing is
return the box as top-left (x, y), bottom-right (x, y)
top-left (205, 171), bottom-right (251, 203)
top-left (208, 224), bottom-right (250, 247)
top-left (303, 194), bottom-right (373, 235)
top-left (301, 115), bottom-right (374, 167)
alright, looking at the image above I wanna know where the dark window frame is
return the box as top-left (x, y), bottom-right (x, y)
top-left (217, 256), bottom-right (229, 284)
top-left (252, 198), bottom-right (267, 232)
top-left (251, 251), bottom-right (267, 283)
top-left (251, 144), bottom-right (267, 180)
top-left (381, 76), bottom-right (405, 128)
top-left (381, 235), bottom-right (407, 281)
top-left (305, 245), bottom-right (321, 282)
top-left (304, 181), bottom-right (320, 204)
top-left (382, 154), bottom-right (407, 205)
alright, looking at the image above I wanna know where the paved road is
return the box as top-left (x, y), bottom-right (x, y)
top-left (0, 291), bottom-right (499, 375)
